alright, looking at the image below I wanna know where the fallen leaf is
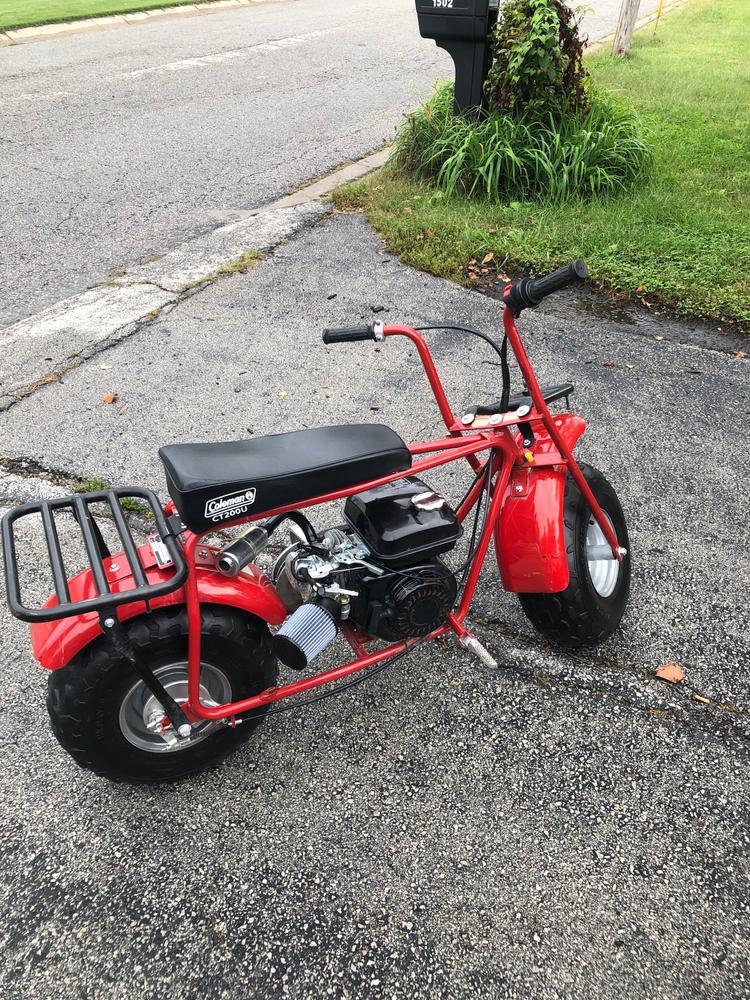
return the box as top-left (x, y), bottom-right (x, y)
top-left (119, 404), bottom-right (129, 414)
top-left (625, 363), bottom-right (636, 369)
top-left (403, 206), bottom-right (413, 215)
top-left (481, 253), bottom-right (495, 264)
top-left (277, 389), bottom-right (288, 399)
top-left (602, 360), bottom-right (615, 368)
top-left (99, 363), bottom-right (112, 371)
top-left (735, 350), bottom-right (747, 358)
top-left (654, 335), bottom-right (664, 341)
top-left (425, 228), bottom-right (436, 238)
top-left (450, 679), bottom-right (461, 687)
top-left (102, 392), bottom-right (118, 404)
top-left (655, 662), bottom-right (685, 683)
top-left (635, 284), bottom-right (646, 294)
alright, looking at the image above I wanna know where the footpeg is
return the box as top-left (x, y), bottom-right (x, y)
top-left (459, 634), bottom-right (498, 669)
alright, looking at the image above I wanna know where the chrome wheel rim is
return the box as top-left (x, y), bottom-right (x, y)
top-left (586, 511), bottom-right (620, 599)
top-left (119, 661), bottom-right (231, 753)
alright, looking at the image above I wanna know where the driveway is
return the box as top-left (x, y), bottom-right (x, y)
top-left (1, 211), bottom-right (747, 999)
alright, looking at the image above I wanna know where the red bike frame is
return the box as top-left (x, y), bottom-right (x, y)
top-left (29, 306), bottom-right (622, 724)
top-left (172, 309), bottom-right (622, 724)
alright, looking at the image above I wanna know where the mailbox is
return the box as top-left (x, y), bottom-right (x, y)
top-left (415, 0), bottom-right (499, 115)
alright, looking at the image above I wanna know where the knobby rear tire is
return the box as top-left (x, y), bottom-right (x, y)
top-left (46, 605), bottom-right (277, 784)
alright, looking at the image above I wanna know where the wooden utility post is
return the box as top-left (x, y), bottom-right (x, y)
top-left (612, 0), bottom-right (641, 57)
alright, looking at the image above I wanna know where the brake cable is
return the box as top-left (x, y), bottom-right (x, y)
top-left (234, 638), bottom-right (427, 725)
top-left (414, 324), bottom-right (511, 413)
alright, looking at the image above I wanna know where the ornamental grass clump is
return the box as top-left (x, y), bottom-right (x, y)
top-left (394, 0), bottom-right (650, 203)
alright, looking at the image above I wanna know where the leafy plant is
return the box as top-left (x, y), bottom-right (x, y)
top-left (486, 0), bottom-right (589, 119)
top-left (393, 83), bottom-right (650, 203)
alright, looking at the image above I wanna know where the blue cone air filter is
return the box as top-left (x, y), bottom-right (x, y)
top-left (273, 601), bottom-right (338, 671)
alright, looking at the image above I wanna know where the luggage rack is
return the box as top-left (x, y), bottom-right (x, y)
top-left (2, 488), bottom-right (188, 624)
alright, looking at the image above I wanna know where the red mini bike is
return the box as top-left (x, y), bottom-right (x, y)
top-left (2, 261), bottom-right (630, 783)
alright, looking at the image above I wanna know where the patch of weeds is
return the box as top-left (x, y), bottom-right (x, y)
top-left (395, 82), bottom-right (650, 202)
top-left (71, 476), bottom-right (110, 494)
top-left (217, 250), bottom-right (263, 276)
top-left (331, 181), bottom-right (372, 212)
top-left (71, 476), bottom-right (153, 518)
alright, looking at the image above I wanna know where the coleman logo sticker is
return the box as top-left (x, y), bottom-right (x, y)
top-left (204, 488), bottom-right (256, 522)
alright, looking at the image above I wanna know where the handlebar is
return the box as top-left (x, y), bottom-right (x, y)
top-left (322, 322), bottom-right (384, 344)
top-left (503, 260), bottom-right (588, 316)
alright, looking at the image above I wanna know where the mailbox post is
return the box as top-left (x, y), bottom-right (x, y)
top-left (415, 0), bottom-right (499, 116)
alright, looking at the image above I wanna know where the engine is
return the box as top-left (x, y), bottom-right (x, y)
top-left (271, 477), bottom-right (462, 669)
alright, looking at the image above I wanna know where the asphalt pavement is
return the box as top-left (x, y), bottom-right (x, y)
top-left (0, 0), bottom-right (659, 329)
top-left (1, 212), bottom-right (748, 999)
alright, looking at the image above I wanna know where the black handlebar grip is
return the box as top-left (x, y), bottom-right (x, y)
top-left (503, 259), bottom-right (588, 315)
top-left (322, 325), bottom-right (376, 344)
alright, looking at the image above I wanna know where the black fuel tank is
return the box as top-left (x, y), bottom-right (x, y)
top-left (343, 477), bottom-right (462, 567)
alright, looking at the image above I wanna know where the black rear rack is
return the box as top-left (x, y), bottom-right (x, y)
top-left (2, 488), bottom-right (188, 624)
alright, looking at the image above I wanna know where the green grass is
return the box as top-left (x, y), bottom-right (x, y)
top-left (72, 477), bottom-right (152, 517)
top-left (0, 0), bottom-right (216, 31)
top-left (394, 82), bottom-right (651, 203)
top-left (335, 0), bottom-right (750, 328)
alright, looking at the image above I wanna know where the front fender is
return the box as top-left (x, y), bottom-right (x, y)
top-left (495, 413), bottom-right (586, 594)
top-left (31, 544), bottom-right (288, 670)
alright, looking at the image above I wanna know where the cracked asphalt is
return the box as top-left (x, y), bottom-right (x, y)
top-left (1, 212), bottom-right (748, 998)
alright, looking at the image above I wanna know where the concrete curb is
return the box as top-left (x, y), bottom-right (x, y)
top-left (0, 146), bottom-right (390, 411)
top-left (0, 0), bottom-right (289, 46)
top-left (0, 202), bottom-right (326, 410)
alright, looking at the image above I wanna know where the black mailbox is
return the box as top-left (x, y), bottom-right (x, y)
top-left (415, 0), bottom-right (499, 115)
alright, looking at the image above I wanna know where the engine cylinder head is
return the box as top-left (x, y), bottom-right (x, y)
top-left (273, 599), bottom-right (339, 672)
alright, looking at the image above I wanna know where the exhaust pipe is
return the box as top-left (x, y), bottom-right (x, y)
top-left (215, 526), bottom-right (269, 576)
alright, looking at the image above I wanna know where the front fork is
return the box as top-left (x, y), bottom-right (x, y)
top-left (502, 307), bottom-right (624, 561)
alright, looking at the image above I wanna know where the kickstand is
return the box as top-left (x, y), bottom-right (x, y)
top-left (99, 613), bottom-right (192, 739)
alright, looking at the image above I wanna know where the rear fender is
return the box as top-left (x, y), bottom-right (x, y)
top-left (31, 544), bottom-right (288, 671)
top-left (495, 413), bottom-right (586, 594)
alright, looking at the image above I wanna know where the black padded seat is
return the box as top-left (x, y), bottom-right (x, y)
top-left (159, 424), bottom-right (411, 534)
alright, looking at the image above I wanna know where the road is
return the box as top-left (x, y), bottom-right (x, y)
top-left (0, 0), bottom-right (658, 329)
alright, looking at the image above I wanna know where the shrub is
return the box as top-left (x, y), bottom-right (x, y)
top-left (486, 0), bottom-right (589, 119)
top-left (393, 82), bottom-right (650, 203)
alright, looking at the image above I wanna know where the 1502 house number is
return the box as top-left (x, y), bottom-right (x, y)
top-left (432, 0), bottom-right (454, 6)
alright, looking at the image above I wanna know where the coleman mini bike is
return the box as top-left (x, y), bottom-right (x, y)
top-left (2, 261), bottom-right (631, 782)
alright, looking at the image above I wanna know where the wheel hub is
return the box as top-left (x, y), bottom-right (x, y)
top-left (119, 661), bottom-right (231, 753)
top-left (586, 512), bottom-right (620, 598)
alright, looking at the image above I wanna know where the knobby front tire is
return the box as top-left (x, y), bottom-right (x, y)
top-left (519, 464), bottom-right (631, 648)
